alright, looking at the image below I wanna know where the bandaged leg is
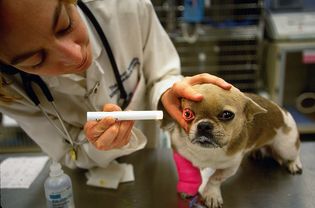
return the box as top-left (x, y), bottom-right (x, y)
top-left (173, 151), bottom-right (202, 196)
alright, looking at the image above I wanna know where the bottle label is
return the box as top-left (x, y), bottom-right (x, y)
top-left (46, 186), bottom-right (74, 208)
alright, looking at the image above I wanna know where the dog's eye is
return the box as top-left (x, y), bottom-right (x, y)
top-left (182, 108), bottom-right (195, 122)
top-left (218, 110), bottom-right (235, 121)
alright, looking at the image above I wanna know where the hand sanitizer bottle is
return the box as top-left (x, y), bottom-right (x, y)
top-left (44, 161), bottom-right (75, 208)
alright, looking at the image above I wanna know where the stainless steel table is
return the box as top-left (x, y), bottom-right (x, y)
top-left (1, 143), bottom-right (315, 208)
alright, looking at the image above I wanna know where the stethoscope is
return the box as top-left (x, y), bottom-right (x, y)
top-left (0, 0), bottom-right (131, 160)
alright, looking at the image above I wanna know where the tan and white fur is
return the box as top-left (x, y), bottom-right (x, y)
top-left (166, 84), bottom-right (302, 208)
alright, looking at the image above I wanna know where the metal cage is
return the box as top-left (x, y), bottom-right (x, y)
top-left (153, 0), bottom-right (265, 92)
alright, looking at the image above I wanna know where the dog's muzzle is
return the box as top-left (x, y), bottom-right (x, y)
top-left (192, 121), bottom-right (221, 148)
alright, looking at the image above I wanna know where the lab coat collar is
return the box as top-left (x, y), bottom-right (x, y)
top-left (82, 6), bottom-right (106, 98)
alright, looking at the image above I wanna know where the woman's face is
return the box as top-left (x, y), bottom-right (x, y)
top-left (0, 0), bottom-right (92, 76)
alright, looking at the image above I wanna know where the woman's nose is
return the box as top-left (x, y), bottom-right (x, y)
top-left (55, 39), bottom-right (83, 66)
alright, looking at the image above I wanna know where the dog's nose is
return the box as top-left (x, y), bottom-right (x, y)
top-left (197, 122), bottom-right (213, 132)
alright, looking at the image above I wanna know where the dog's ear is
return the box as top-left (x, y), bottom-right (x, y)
top-left (244, 97), bottom-right (267, 122)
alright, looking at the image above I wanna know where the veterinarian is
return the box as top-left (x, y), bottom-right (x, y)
top-left (0, 0), bottom-right (231, 169)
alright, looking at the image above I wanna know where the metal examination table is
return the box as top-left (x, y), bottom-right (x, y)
top-left (1, 142), bottom-right (315, 208)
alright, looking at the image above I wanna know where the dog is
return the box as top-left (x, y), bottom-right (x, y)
top-left (165, 83), bottom-right (303, 208)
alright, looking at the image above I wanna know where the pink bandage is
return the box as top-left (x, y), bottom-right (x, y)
top-left (173, 151), bottom-right (202, 196)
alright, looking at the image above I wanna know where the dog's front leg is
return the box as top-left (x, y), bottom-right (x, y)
top-left (202, 164), bottom-right (240, 208)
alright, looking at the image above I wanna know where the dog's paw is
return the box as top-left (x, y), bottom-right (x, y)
top-left (178, 193), bottom-right (207, 208)
top-left (286, 158), bottom-right (303, 175)
top-left (178, 192), bottom-right (196, 199)
top-left (202, 188), bottom-right (223, 208)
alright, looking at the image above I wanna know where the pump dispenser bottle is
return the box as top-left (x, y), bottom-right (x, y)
top-left (44, 161), bottom-right (75, 208)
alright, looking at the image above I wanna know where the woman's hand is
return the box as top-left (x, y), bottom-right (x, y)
top-left (161, 73), bottom-right (231, 131)
top-left (84, 104), bottom-right (134, 150)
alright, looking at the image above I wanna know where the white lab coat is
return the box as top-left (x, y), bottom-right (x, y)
top-left (0, 0), bottom-right (182, 169)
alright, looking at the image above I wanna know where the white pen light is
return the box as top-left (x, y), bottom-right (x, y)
top-left (87, 111), bottom-right (163, 121)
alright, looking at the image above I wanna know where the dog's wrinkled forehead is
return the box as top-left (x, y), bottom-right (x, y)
top-left (181, 84), bottom-right (245, 116)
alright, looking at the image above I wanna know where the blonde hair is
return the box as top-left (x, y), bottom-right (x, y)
top-left (0, 72), bottom-right (18, 103)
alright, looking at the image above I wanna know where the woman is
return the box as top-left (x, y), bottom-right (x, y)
top-left (0, 0), bottom-right (231, 169)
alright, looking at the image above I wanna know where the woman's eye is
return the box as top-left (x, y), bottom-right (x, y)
top-left (57, 18), bottom-right (73, 36)
top-left (182, 108), bottom-right (195, 122)
top-left (31, 51), bottom-right (46, 69)
top-left (55, 5), bottom-right (74, 36)
top-left (218, 110), bottom-right (235, 121)
top-left (15, 51), bottom-right (46, 69)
